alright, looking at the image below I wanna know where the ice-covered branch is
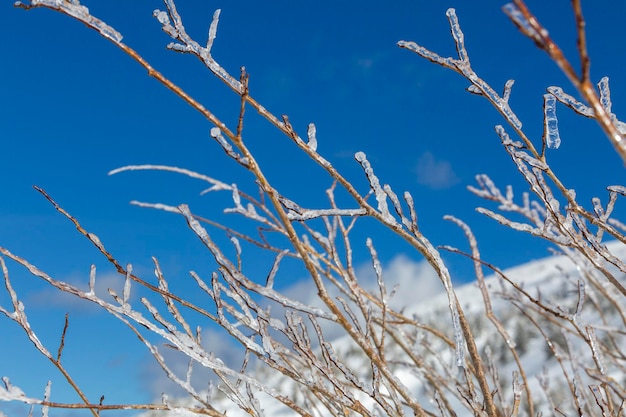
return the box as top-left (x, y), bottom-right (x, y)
top-left (16, 0), bottom-right (122, 42)
top-left (354, 152), bottom-right (396, 225)
top-left (398, 9), bottom-right (523, 133)
top-left (503, 1), bottom-right (626, 162)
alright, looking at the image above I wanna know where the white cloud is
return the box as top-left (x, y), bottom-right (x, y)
top-left (414, 151), bottom-right (460, 189)
top-left (361, 254), bottom-right (444, 310)
top-left (276, 254), bottom-right (444, 341)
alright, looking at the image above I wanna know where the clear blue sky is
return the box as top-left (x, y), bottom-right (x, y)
top-left (2, 1), bottom-right (626, 414)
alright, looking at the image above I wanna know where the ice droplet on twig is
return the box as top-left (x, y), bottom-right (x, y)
top-left (543, 93), bottom-right (561, 149)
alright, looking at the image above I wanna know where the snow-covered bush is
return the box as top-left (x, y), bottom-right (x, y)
top-left (2, 1), bottom-right (626, 416)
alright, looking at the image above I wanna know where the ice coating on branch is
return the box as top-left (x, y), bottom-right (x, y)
top-left (210, 127), bottom-right (249, 166)
top-left (608, 185), bottom-right (626, 196)
top-left (547, 86), bottom-right (594, 117)
top-left (502, 3), bottom-right (545, 47)
top-left (466, 84), bottom-right (482, 96)
top-left (587, 327), bottom-right (605, 374)
top-left (0, 377), bottom-right (36, 403)
top-left (354, 152), bottom-right (395, 224)
top-left (287, 208), bottom-right (366, 221)
top-left (543, 93), bottom-right (561, 149)
top-left (231, 184), bottom-right (242, 208)
top-left (592, 197), bottom-right (605, 218)
top-left (503, 79), bottom-right (515, 102)
top-left (445, 9), bottom-right (468, 63)
top-left (18, 0), bottom-right (124, 42)
top-left (466, 74), bottom-right (522, 130)
top-left (153, 10), bottom-right (169, 25)
top-left (495, 125), bottom-right (523, 148)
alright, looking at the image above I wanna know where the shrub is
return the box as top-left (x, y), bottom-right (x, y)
top-left (2, 1), bottom-right (626, 416)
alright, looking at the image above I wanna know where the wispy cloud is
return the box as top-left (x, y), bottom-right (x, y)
top-left (414, 151), bottom-right (460, 189)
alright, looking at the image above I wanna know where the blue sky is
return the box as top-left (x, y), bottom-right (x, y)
top-left (2, 0), bottom-right (626, 414)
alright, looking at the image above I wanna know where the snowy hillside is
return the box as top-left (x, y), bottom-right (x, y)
top-left (140, 241), bottom-right (626, 417)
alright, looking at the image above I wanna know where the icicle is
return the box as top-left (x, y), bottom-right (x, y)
top-left (88, 264), bottom-right (96, 296)
top-left (206, 9), bottom-right (221, 53)
top-left (123, 264), bottom-right (132, 306)
top-left (573, 280), bottom-right (585, 323)
top-left (598, 77), bottom-right (612, 113)
top-left (231, 184), bottom-right (242, 209)
top-left (543, 93), bottom-right (561, 149)
top-left (230, 236), bottom-right (241, 258)
top-left (42, 381), bottom-right (51, 417)
top-left (307, 123), bottom-right (318, 152)
top-left (503, 79), bottom-right (515, 102)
